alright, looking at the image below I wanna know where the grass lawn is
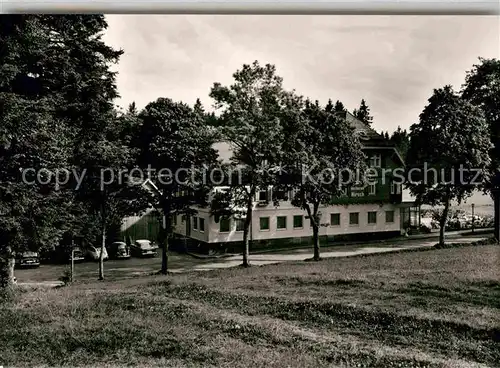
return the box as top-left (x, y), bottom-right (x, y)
top-left (1, 245), bottom-right (499, 367)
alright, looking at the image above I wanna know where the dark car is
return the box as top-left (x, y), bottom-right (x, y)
top-left (131, 239), bottom-right (157, 257)
top-left (15, 251), bottom-right (41, 268)
top-left (108, 242), bottom-right (130, 259)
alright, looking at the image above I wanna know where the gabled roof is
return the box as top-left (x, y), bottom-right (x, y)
top-left (211, 112), bottom-right (404, 165)
top-left (341, 111), bottom-right (393, 148)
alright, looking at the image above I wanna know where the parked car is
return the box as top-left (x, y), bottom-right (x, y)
top-left (107, 242), bottom-right (130, 259)
top-left (85, 246), bottom-right (109, 261)
top-left (131, 239), bottom-right (157, 257)
top-left (15, 251), bottom-right (40, 268)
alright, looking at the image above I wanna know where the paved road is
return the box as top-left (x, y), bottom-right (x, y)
top-left (15, 233), bottom-right (489, 285)
top-left (15, 253), bottom-right (216, 283)
top-left (176, 235), bottom-right (489, 272)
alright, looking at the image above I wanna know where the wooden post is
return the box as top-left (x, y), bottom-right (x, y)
top-left (161, 214), bottom-right (168, 274)
top-left (70, 237), bottom-right (74, 283)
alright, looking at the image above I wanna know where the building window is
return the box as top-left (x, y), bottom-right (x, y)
top-left (391, 182), bottom-right (401, 194)
top-left (235, 219), bottom-right (245, 232)
top-left (277, 216), bottom-right (287, 230)
top-left (386, 210), bottom-right (395, 223)
top-left (193, 216), bottom-right (198, 230)
top-left (273, 190), bottom-right (287, 201)
top-left (219, 218), bottom-right (230, 233)
top-left (330, 213), bottom-right (340, 226)
top-left (369, 154), bottom-right (382, 168)
top-left (368, 211), bottom-right (377, 224)
top-left (199, 218), bottom-right (205, 232)
top-left (369, 183), bottom-right (376, 195)
top-left (293, 215), bottom-right (303, 229)
top-left (258, 189), bottom-right (268, 202)
top-left (349, 212), bottom-right (359, 226)
top-left (172, 215), bottom-right (177, 226)
top-left (288, 189), bottom-right (298, 201)
top-left (260, 217), bottom-right (270, 231)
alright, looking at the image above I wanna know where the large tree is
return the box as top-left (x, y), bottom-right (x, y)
top-left (0, 15), bottom-right (143, 283)
top-left (75, 109), bottom-right (145, 280)
top-left (0, 16), bottom-right (76, 288)
top-left (462, 58), bottom-right (500, 243)
top-left (390, 126), bottom-right (410, 161)
top-left (135, 98), bottom-right (218, 274)
top-left (334, 100), bottom-right (346, 113)
top-left (280, 99), bottom-right (365, 260)
top-left (406, 85), bottom-right (491, 245)
top-left (209, 61), bottom-right (288, 267)
top-left (46, 16), bottom-right (142, 281)
top-left (353, 99), bottom-right (373, 126)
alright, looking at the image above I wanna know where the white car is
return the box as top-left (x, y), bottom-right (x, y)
top-left (86, 246), bottom-right (109, 261)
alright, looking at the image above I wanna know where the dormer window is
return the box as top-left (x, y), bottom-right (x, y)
top-left (369, 154), bottom-right (382, 168)
top-left (357, 130), bottom-right (369, 141)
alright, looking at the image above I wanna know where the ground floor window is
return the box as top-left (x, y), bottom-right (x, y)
top-left (293, 215), bottom-right (303, 229)
top-left (260, 217), bottom-right (270, 231)
top-left (193, 216), bottom-right (198, 230)
top-left (219, 218), bottom-right (230, 233)
top-left (235, 218), bottom-right (245, 232)
top-left (199, 218), bottom-right (205, 232)
top-left (330, 213), bottom-right (340, 226)
top-left (349, 212), bottom-right (359, 225)
top-left (277, 216), bottom-right (287, 230)
top-left (368, 211), bottom-right (377, 224)
top-left (385, 210), bottom-right (395, 223)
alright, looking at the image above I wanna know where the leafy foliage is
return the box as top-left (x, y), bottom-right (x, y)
top-left (462, 57), bottom-right (500, 242)
top-left (389, 126), bottom-right (410, 161)
top-left (406, 85), bottom-right (491, 244)
top-left (279, 99), bottom-right (366, 260)
top-left (209, 61), bottom-right (290, 266)
top-left (135, 97), bottom-right (218, 272)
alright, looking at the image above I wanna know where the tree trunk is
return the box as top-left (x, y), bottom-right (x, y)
top-left (494, 190), bottom-right (500, 243)
top-left (242, 197), bottom-right (253, 268)
top-left (312, 225), bottom-right (320, 261)
top-left (99, 219), bottom-right (106, 281)
top-left (305, 202), bottom-right (321, 261)
top-left (161, 215), bottom-right (169, 275)
top-left (161, 237), bottom-right (169, 274)
top-left (0, 245), bottom-right (16, 289)
top-left (439, 199), bottom-right (451, 246)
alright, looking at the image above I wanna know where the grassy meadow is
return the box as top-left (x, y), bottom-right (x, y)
top-left (1, 245), bottom-right (499, 368)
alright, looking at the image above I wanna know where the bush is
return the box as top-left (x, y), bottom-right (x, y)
top-left (58, 269), bottom-right (73, 286)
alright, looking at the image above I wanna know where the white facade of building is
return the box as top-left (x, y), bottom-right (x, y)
top-left (172, 198), bottom-right (403, 244)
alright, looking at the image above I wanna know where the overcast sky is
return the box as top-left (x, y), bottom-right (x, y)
top-left (103, 15), bottom-right (499, 134)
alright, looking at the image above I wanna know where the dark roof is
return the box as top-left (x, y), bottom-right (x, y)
top-left (341, 111), bottom-right (393, 148)
top-left (212, 111), bottom-right (403, 164)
